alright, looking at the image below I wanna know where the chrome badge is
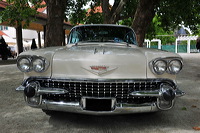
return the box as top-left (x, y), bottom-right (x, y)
top-left (82, 65), bottom-right (118, 76)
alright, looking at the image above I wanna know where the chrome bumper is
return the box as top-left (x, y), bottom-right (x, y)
top-left (31, 100), bottom-right (159, 115)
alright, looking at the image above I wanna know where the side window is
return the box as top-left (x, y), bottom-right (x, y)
top-left (124, 31), bottom-right (137, 45)
top-left (69, 30), bottom-right (82, 44)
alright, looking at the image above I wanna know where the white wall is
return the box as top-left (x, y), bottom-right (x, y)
top-left (3, 26), bottom-right (44, 42)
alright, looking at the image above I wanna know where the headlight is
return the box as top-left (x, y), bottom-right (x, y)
top-left (168, 59), bottom-right (182, 74)
top-left (153, 60), bottom-right (167, 75)
top-left (32, 58), bottom-right (45, 72)
top-left (17, 57), bottom-right (32, 72)
top-left (17, 56), bottom-right (49, 73)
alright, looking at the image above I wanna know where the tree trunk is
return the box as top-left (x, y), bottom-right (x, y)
top-left (100, 0), bottom-right (127, 24)
top-left (16, 24), bottom-right (23, 54)
top-left (110, 0), bottom-right (127, 24)
top-left (131, 0), bottom-right (160, 47)
top-left (37, 31), bottom-right (42, 48)
top-left (44, 0), bottom-right (67, 47)
top-left (100, 0), bottom-right (110, 24)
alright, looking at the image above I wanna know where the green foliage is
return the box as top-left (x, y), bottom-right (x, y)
top-left (69, 0), bottom-right (138, 25)
top-left (157, 0), bottom-right (200, 33)
top-left (195, 25), bottom-right (200, 36)
top-left (181, 107), bottom-right (187, 111)
top-left (146, 15), bottom-right (176, 45)
top-left (118, 17), bottom-right (133, 26)
top-left (68, 0), bottom-right (90, 25)
top-left (85, 12), bottom-right (103, 24)
top-left (120, 0), bottom-right (137, 20)
top-left (0, 0), bottom-right (44, 28)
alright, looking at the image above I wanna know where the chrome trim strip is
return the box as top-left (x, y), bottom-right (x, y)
top-left (20, 77), bottom-right (177, 86)
top-left (15, 85), bottom-right (68, 95)
top-left (175, 89), bottom-right (186, 97)
top-left (129, 90), bottom-right (161, 97)
top-left (38, 87), bottom-right (68, 94)
top-left (16, 85), bottom-right (25, 91)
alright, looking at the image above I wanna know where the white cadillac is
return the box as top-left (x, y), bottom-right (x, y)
top-left (16, 24), bottom-right (185, 115)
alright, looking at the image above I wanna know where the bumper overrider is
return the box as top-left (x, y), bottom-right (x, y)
top-left (16, 78), bottom-right (185, 115)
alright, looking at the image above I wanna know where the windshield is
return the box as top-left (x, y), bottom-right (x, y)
top-left (68, 25), bottom-right (137, 45)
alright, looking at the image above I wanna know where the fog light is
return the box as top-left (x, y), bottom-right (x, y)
top-left (157, 99), bottom-right (174, 110)
top-left (161, 83), bottom-right (175, 101)
top-left (26, 96), bottom-right (41, 106)
top-left (24, 85), bottom-right (36, 98)
top-left (24, 81), bottom-right (41, 106)
top-left (163, 89), bottom-right (175, 101)
top-left (24, 82), bottom-right (40, 97)
top-left (157, 83), bottom-right (176, 110)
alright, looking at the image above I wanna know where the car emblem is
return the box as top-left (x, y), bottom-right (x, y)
top-left (90, 66), bottom-right (108, 71)
top-left (82, 65), bottom-right (118, 76)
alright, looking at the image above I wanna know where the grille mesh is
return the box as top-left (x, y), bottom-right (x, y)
top-left (39, 80), bottom-right (159, 104)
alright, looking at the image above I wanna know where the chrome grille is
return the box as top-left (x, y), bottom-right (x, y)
top-left (38, 80), bottom-right (159, 104)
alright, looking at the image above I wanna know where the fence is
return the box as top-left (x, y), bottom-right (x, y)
top-left (145, 36), bottom-right (198, 53)
top-left (150, 44), bottom-right (197, 53)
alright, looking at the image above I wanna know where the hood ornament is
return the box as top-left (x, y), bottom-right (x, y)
top-left (82, 65), bottom-right (118, 76)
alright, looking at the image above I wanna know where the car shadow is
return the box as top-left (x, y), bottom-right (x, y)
top-left (47, 111), bottom-right (189, 132)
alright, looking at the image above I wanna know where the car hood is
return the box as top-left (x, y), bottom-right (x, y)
top-left (51, 43), bottom-right (147, 79)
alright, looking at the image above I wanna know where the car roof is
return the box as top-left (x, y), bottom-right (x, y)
top-left (72, 24), bottom-right (132, 30)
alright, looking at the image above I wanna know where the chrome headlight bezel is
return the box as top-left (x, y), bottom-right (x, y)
top-left (150, 57), bottom-right (183, 75)
top-left (152, 59), bottom-right (167, 75)
top-left (168, 59), bottom-right (183, 74)
top-left (17, 55), bottom-right (49, 73)
top-left (17, 57), bottom-right (32, 72)
top-left (32, 57), bottom-right (46, 73)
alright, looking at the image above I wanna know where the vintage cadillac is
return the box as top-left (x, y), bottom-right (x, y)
top-left (16, 24), bottom-right (185, 115)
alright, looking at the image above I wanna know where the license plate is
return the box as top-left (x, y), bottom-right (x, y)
top-left (81, 97), bottom-right (116, 111)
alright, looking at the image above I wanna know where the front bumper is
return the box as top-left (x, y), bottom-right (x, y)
top-left (16, 78), bottom-right (185, 115)
top-left (34, 99), bottom-right (159, 115)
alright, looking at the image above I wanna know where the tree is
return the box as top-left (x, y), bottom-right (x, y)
top-left (44, 0), bottom-right (67, 47)
top-left (69, 0), bottom-right (200, 47)
top-left (0, 0), bottom-right (43, 53)
top-left (68, 0), bottom-right (90, 24)
top-left (156, 0), bottom-right (200, 33)
top-left (69, 0), bottom-right (137, 25)
top-left (146, 15), bottom-right (176, 45)
top-left (91, 0), bottom-right (137, 24)
top-left (69, 0), bottom-right (158, 47)
top-left (131, 0), bottom-right (160, 47)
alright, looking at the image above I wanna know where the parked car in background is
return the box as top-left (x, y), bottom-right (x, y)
top-left (16, 24), bottom-right (185, 115)
top-left (0, 45), bottom-right (15, 60)
top-left (8, 45), bottom-right (17, 58)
